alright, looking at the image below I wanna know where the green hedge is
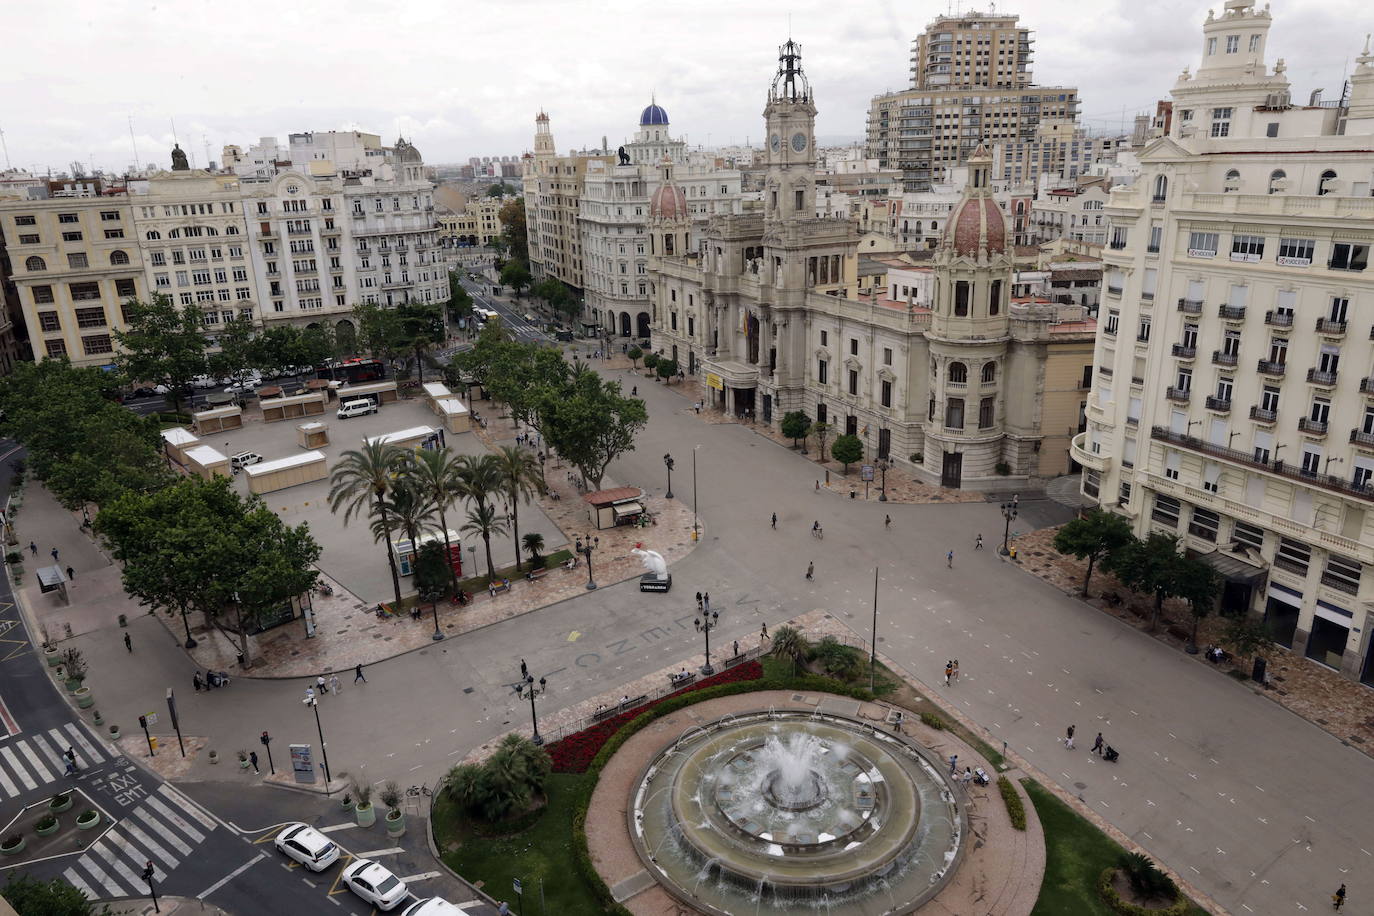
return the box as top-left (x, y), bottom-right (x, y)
top-left (920, 711), bottom-right (946, 730)
top-left (1097, 867), bottom-right (1191, 916)
top-left (998, 776), bottom-right (1026, 831)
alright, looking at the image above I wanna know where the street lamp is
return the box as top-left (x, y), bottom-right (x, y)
top-left (999, 496), bottom-right (1019, 556)
top-left (663, 453), bottom-right (675, 499)
top-left (692, 445), bottom-right (700, 539)
top-left (877, 457), bottom-right (890, 502)
top-left (303, 692), bottom-right (333, 789)
top-left (516, 670), bottom-right (549, 744)
top-left (695, 609), bottom-right (720, 676)
top-left (575, 534), bottom-right (599, 590)
top-left (538, 450), bottom-right (546, 485)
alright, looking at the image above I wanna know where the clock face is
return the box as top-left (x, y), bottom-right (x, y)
top-left (770, 134), bottom-right (781, 152)
top-left (791, 132), bottom-right (808, 153)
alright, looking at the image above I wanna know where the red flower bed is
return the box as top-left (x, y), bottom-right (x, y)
top-left (546, 660), bottom-right (763, 773)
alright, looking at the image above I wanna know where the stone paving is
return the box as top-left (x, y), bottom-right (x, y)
top-left (1011, 525), bottom-right (1374, 756)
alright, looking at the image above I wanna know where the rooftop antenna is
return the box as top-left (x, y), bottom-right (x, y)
top-left (128, 115), bottom-right (140, 170)
top-left (0, 125), bottom-right (10, 170)
top-left (202, 134), bottom-right (211, 170)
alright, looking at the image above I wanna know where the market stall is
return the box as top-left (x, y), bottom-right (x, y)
top-left (184, 444), bottom-right (231, 480)
top-left (160, 427), bottom-right (200, 465)
top-left (260, 391), bottom-right (327, 423)
top-left (192, 404), bottom-right (243, 435)
top-left (584, 487), bottom-right (646, 530)
top-left (296, 422), bottom-right (330, 449)
top-left (434, 397), bottom-right (471, 434)
top-left (336, 379), bottom-right (398, 407)
top-left (363, 425), bottom-right (442, 452)
top-left (244, 450), bottom-right (328, 495)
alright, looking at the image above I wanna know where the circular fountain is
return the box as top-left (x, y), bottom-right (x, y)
top-left (630, 711), bottom-right (966, 914)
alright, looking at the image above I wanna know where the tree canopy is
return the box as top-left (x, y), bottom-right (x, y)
top-left (112, 294), bottom-right (209, 410)
top-left (499, 260), bottom-right (532, 298)
top-left (831, 433), bottom-right (863, 472)
top-left (1053, 509), bottom-right (1134, 596)
top-left (2, 873), bottom-right (112, 916)
top-left (780, 411), bottom-right (811, 448)
top-left (497, 198), bottom-right (528, 259)
top-left (541, 368), bottom-right (647, 490)
top-left (1104, 532), bottom-right (1217, 630)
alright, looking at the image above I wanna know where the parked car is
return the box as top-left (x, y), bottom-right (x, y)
top-left (230, 451), bottom-right (263, 470)
top-left (191, 375), bottom-right (225, 390)
top-left (402, 898), bottom-right (475, 916)
top-left (273, 823), bottom-right (339, 872)
top-left (337, 399), bottom-right (378, 419)
top-left (341, 859), bottom-right (409, 911)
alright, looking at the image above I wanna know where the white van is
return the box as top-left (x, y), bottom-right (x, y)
top-left (337, 399), bottom-right (377, 420)
top-left (230, 451), bottom-right (263, 470)
top-left (400, 899), bottom-right (474, 916)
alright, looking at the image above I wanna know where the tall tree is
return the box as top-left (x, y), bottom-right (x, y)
top-left (540, 368), bottom-right (647, 490)
top-left (370, 476), bottom-right (438, 563)
top-left (1053, 509), bottom-right (1135, 596)
top-left (497, 198), bottom-right (528, 260)
top-left (1104, 532), bottom-right (1216, 631)
top-left (208, 316), bottom-right (258, 389)
top-left (448, 320), bottom-right (510, 396)
top-left (780, 411), bottom-right (811, 449)
top-left (830, 434), bottom-right (863, 473)
top-left (500, 260), bottom-right (532, 299)
top-left (493, 445), bottom-right (544, 572)
top-left (2, 872), bottom-right (113, 915)
top-left (353, 301), bottom-right (403, 368)
top-left (112, 294), bottom-right (209, 412)
top-left (406, 448), bottom-right (467, 596)
top-left (446, 270), bottom-right (474, 326)
top-left (462, 502), bottom-right (508, 582)
top-left (395, 301), bottom-right (444, 383)
top-left (329, 441), bottom-right (408, 606)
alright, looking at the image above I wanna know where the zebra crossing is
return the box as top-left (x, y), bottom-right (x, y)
top-left (0, 722), bottom-right (106, 797)
top-left (60, 783), bottom-right (218, 900)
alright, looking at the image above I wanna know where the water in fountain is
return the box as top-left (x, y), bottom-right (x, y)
top-left (759, 731), bottom-right (825, 806)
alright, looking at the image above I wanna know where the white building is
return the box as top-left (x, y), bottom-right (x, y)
top-left (1027, 180), bottom-right (1112, 246)
top-left (1073, 1), bottom-right (1374, 684)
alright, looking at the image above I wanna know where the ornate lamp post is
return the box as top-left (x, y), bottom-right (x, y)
top-left (999, 496), bottom-right (1019, 555)
top-left (303, 692), bottom-right (332, 788)
top-left (517, 670), bottom-right (549, 745)
top-left (877, 457), bottom-right (890, 502)
top-left (575, 534), bottom-right (599, 590)
top-left (695, 609), bottom-right (720, 676)
top-left (663, 453), bottom-right (675, 499)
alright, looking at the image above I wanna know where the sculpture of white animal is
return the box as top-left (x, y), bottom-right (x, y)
top-left (631, 547), bottom-right (668, 579)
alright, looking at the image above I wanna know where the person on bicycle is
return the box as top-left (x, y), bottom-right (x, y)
top-left (812, 520), bottom-right (820, 533)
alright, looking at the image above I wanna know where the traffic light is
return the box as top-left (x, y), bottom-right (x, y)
top-left (260, 731), bottom-right (271, 746)
top-left (142, 861), bottom-right (154, 883)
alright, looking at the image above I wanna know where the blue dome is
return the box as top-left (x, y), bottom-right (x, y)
top-left (640, 103), bottom-right (670, 126)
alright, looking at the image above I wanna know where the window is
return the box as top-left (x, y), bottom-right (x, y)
top-left (115, 279), bottom-right (136, 297)
top-left (1232, 520), bottom-right (1264, 551)
top-left (1231, 234), bottom-right (1264, 260)
top-left (945, 397), bottom-right (965, 429)
top-left (1152, 494), bottom-right (1181, 528)
top-left (31, 285), bottom-right (54, 304)
top-left (1329, 242), bottom-right (1368, 272)
top-left (849, 338), bottom-right (859, 356)
top-left (17, 234), bottom-right (38, 244)
top-left (1138, 316), bottom-right (1151, 341)
top-left (44, 339), bottom-right (68, 358)
top-left (1301, 446), bottom-right (1323, 476)
top-left (1119, 481), bottom-right (1132, 505)
top-left (848, 369), bottom-right (858, 396)
top-left (817, 359), bottom-right (828, 384)
top-left (1323, 555), bottom-right (1362, 595)
top-left (1152, 174), bottom-right (1168, 201)
top-left (1181, 323), bottom-right (1199, 349)
top-left (795, 189), bottom-right (805, 211)
top-left (80, 334), bottom-right (112, 356)
top-left (24, 256), bottom-right (46, 272)
top-left (989, 278), bottom-right (1001, 315)
top-left (1317, 170), bottom-right (1337, 196)
top-left (1268, 337), bottom-right (1287, 364)
top-left (1207, 37), bottom-right (1217, 55)
top-left (1268, 169), bottom-right (1286, 194)
top-left (61, 231), bottom-right (83, 242)
top-left (1277, 238), bottom-right (1314, 266)
top-left (1275, 537), bottom-right (1310, 575)
top-left (1110, 227), bottom-right (1128, 249)
top-left (57, 213), bottom-right (78, 224)
top-left (74, 307), bottom-right (107, 328)
top-left (1189, 508), bottom-right (1221, 542)
top-left (883, 347), bottom-right (892, 366)
top-left (1175, 367), bottom-right (1192, 392)
top-left (100, 210), bottom-right (120, 221)
top-left (947, 361), bottom-right (968, 384)
top-left (954, 280), bottom-right (970, 316)
top-left (881, 379), bottom-right (892, 408)
top-left (820, 330), bottom-right (828, 346)
top-left (1225, 34), bottom-right (1239, 53)
top-left (981, 361), bottom-right (996, 384)
top-left (978, 397), bottom-right (995, 429)
top-left (37, 311), bottom-right (60, 332)
top-left (1187, 232), bottom-right (1218, 257)
top-left (104, 228), bottom-right (125, 239)
top-left (14, 215), bottom-right (35, 226)
top-left (67, 253), bottom-right (88, 269)
top-left (1249, 33), bottom-right (1261, 51)
top-left (69, 282), bottom-right (100, 301)
top-left (1203, 462), bottom-right (1222, 493)
top-left (1105, 310), bottom-right (1119, 335)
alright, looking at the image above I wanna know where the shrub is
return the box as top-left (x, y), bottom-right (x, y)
top-left (920, 711), bottom-right (946, 730)
top-left (353, 781), bottom-right (373, 808)
top-left (1118, 852), bottom-right (1177, 900)
top-left (446, 734), bottom-right (552, 822)
top-left (380, 781), bottom-right (402, 812)
top-left (1098, 866), bottom-right (1190, 916)
top-left (5, 551), bottom-right (21, 565)
top-left (997, 776), bottom-right (1026, 831)
top-left (810, 636), bottom-right (862, 681)
top-left (34, 815), bottom-right (56, 832)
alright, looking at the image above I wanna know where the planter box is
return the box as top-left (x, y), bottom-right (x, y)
top-left (35, 819), bottom-right (59, 837)
top-left (385, 812), bottom-right (405, 837)
top-left (48, 794), bottom-right (73, 814)
top-left (77, 811), bottom-right (101, 831)
top-left (44, 648), bottom-right (62, 667)
top-left (74, 687), bottom-right (94, 709)
top-left (354, 804), bottom-right (376, 828)
top-left (1, 838), bottom-right (24, 856)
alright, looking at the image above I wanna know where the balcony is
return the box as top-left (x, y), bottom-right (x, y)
top-left (1069, 432), bottom-right (1107, 471)
top-left (1306, 368), bottom-right (1339, 387)
top-left (1361, 377), bottom-right (1374, 395)
top-left (1250, 405), bottom-right (1278, 424)
top-left (1257, 359), bottom-right (1286, 377)
top-left (1351, 429), bottom-right (1374, 447)
top-left (1177, 297), bottom-right (1203, 314)
top-left (1212, 350), bottom-right (1238, 367)
top-left (1166, 387), bottom-right (1192, 403)
top-left (1298, 417), bottom-right (1329, 436)
top-left (1205, 396), bottom-right (1232, 412)
top-left (1107, 286), bottom-right (1123, 296)
top-left (1218, 304), bottom-right (1247, 320)
top-left (1171, 344), bottom-right (1197, 359)
top-left (1320, 571), bottom-right (1360, 596)
top-left (1264, 310), bottom-right (1294, 328)
top-left (1146, 245), bottom-right (1161, 254)
top-left (287, 227), bottom-right (313, 236)
top-left (1103, 324), bottom-right (1117, 337)
top-left (1109, 241), bottom-right (1128, 251)
top-left (1315, 316), bottom-right (1347, 336)
top-left (320, 226), bottom-right (341, 236)
top-left (1151, 425), bottom-right (1374, 502)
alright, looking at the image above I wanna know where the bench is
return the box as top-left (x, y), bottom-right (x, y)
top-left (488, 580), bottom-right (512, 597)
top-left (669, 673), bottom-right (697, 689)
top-left (526, 567), bottom-right (548, 581)
top-left (723, 653), bottom-right (747, 669)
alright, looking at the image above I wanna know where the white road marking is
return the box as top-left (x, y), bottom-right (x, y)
top-left (399, 871), bottom-right (442, 882)
top-left (354, 847), bottom-right (405, 858)
top-left (197, 853), bottom-right (265, 899)
top-left (143, 795), bottom-right (206, 844)
top-left (320, 823), bottom-right (357, 833)
top-left (17, 740), bottom-right (54, 782)
top-left (158, 784), bottom-right (221, 832)
top-left (73, 857), bottom-right (122, 897)
top-left (63, 722), bottom-right (103, 763)
top-left (0, 747), bottom-right (36, 790)
top-left (62, 867), bottom-right (96, 900)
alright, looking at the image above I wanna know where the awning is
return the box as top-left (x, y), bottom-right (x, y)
top-left (612, 502), bottom-right (644, 518)
top-left (1193, 548), bottom-right (1267, 585)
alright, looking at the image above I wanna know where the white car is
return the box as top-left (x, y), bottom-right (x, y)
top-left (273, 823), bottom-right (340, 872)
top-left (342, 859), bottom-right (409, 910)
top-left (402, 899), bottom-right (474, 916)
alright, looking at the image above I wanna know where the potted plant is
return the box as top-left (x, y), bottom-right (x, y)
top-left (108, 724), bottom-right (120, 740)
top-left (237, 750), bottom-right (250, 769)
top-left (48, 791), bottom-right (73, 814)
top-left (1, 835), bottom-right (23, 856)
top-left (91, 709), bottom-right (103, 726)
top-left (35, 814), bottom-right (59, 837)
top-left (381, 781), bottom-right (404, 837)
top-left (118, 613), bottom-right (128, 627)
top-left (61, 648), bottom-right (87, 692)
top-left (43, 645), bottom-right (61, 667)
top-left (76, 809), bottom-right (101, 831)
top-left (208, 750), bottom-right (219, 764)
top-left (353, 782), bottom-right (375, 827)
top-left (340, 792), bottom-right (355, 813)
top-left (73, 685), bottom-right (94, 709)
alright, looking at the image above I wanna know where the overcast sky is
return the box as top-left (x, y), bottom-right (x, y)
top-left (2, 0), bottom-right (1368, 174)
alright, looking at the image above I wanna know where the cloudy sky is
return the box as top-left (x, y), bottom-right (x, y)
top-left (3, 0), bottom-right (1368, 174)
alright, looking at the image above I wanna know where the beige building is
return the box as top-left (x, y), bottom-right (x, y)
top-left (868, 10), bottom-right (1079, 192)
top-left (0, 195), bottom-right (143, 367)
top-left (650, 42), bottom-right (1095, 488)
top-left (522, 113), bottom-right (612, 294)
top-left (1074, 1), bottom-right (1374, 684)
top-left (438, 196), bottom-right (505, 249)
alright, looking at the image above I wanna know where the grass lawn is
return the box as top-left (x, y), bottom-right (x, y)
top-left (1025, 778), bottom-right (1207, 916)
top-left (433, 772), bottom-right (600, 914)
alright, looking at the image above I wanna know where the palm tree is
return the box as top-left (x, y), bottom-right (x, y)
top-left (454, 453), bottom-right (503, 518)
top-left (462, 502), bottom-right (508, 582)
top-left (329, 441), bottom-right (407, 605)
top-left (406, 448), bottom-right (466, 596)
top-left (522, 532), bottom-right (546, 570)
top-left (369, 477), bottom-right (439, 574)
top-left (769, 625), bottom-right (811, 676)
top-left (493, 445), bottom-right (545, 572)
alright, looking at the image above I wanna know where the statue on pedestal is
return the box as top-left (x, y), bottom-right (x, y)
top-left (170, 144), bottom-right (189, 171)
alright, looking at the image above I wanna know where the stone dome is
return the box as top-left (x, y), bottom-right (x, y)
top-left (393, 137), bottom-right (423, 164)
top-left (650, 182), bottom-right (688, 221)
top-left (943, 197), bottom-right (1007, 258)
top-left (640, 102), bottom-right (670, 126)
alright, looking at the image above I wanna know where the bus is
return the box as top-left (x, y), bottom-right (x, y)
top-left (316, 357), bottom-right (387, 383)
top-left (474, 308), bottom-right (500, 326)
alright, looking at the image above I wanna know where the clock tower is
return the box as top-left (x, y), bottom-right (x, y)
top-left (763, 39), bottom-right (816, 223)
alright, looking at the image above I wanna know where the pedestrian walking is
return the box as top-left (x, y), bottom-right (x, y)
top-left (316, 675), bottom-right (327, 698)
top-left (948, 754), bottom-right (958, 774)
top-left (1065, 725), bottom-right (1076, 749)
top-left (354, 663), bottom-right (367, 683)
top-left (946, 549), bottom-right (954, 568)
top-left (944, 661), bottom-right (953, 686)
top-left (975, 533), bottom-right (984, 550)
top-left (123, 633), bottom-right (132, 653)
top-left (805, 561), bottom-right (814, 581)
top-left (893, 711), bottom-right (904, 732)
top-left (703, 592), bottom-right (710, 612)
top-left (28, 541), bottom-right (36, 556)
top-left (732, 639), bottom-right (739, 656)
top-left (329, 674), bottom-right (340, 696)
top-left (1333, 883), bottom-right (1346, 909)
top-left (66, 565), bottom-right (75, 581)
top-left (249, 751), bottom-right (260, 774)
top-left (1092, 732), bottom-right (1104, 755)
top-left (884, 514), bottom-right (891, 529)
top-left (520, 658), bottom-right (528, 679)
top-left (305, 686), bottom-right (316, 704)
top-left (50, 547), bottom-right (59, 562)
top-left (193, 671), bottom-right (203, 692)
top-left (952, 659), bottom-right (959, 683)
top-left (761, 622), bottom-right (769, 641)
top-left (695, 591), bottom-right (703, 611)
top-left (498, 902), bottom-right (510, 916)
top-left (771, 512), bottom-right (777, 529)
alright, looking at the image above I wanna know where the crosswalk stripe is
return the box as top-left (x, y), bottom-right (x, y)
top-left (90, 840), bottom-right (143, 890)
top-left (74, 856), bottom-right (123, 897)
top-left (104, 826), bottom-right (167, 875)
top-left (0, 754), bottom-right (17, 796)
top-left (143, 794), bottom-right (205, 844)
top-left (132, 806), bottom-right (192, 856)
top-left (157, 783), bottom-right (219, 831)
top-left (1, 746), bottom-right (36, 790)
top-left (32, 733), bottom-right (66, 772)
top-left (61, 867), bottom-right (96, 900)
top-left (17, 739), bottom-right (54, 782)
top-left (118, 818), bottom-right (179, 871)
top-left (63, 722), bottom-right (103, 764)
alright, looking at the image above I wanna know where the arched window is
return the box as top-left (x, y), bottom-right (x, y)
top-left (168, 228), bottom-right (180, 238)
top-left (1317, 169), bottom-right (1337, 196)
top-left (947, 362), bottom-right (968, 384)
top-left (110, 250), bottom-right (129, 266)
top-left (1268, 169), bottom-right (1286, 195)
top-left (145, 230), bottom-right (161, 241)
top-left (1152, 174), bottom-right (1168, 201)
top-left (206, 226), bottom-right (219, 236)
top-left (24, 256), bottom-right (46, 272)
top-left (225, 225), bottom-right (239, 235)
top-left (981, 361), bottom-right (997, 384)
top-left (1224, 169), bottom-right (1240, 191)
